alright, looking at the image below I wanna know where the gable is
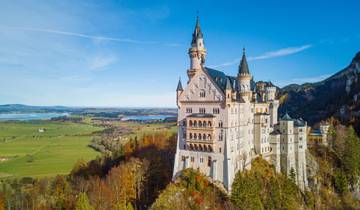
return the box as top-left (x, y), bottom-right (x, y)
top-left (179, 69), bottom-right (224, 102)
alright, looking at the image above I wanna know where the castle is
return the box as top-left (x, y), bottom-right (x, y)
top-left (173, 17), bottom-right (308, 191)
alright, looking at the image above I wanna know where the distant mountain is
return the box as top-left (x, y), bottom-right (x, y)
top-left (279, 51), bottom-right (360, 130)
top-left (0, 104), bottom-right (73, 113)
top-left (0, 104), bottom-right (177, 117)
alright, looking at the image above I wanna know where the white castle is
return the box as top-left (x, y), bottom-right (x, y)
top-left (173, 17), bottom-right (308, 191)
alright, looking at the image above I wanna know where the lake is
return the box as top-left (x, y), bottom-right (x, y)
top-left (0, 113), bottom-right (69, 121)
top-left (121, 115), bottom-right (175, 121)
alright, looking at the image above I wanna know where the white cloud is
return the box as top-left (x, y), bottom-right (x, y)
top-left (0, 25), bottom-right (181, 47)
top-left (89, 55), bottom-right (117, 70)
top-left (211, 44), bottom-right (312, 68)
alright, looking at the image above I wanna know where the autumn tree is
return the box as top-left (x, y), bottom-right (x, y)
top-left (75, 192), bottom-right (93, 210)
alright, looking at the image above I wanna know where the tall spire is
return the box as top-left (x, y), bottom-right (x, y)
top-left (191, 15), bottom-right (203, 45)
top-left (176, 78), bottom-right (183, 91)
top-left (239, 48), bottom-right (250, 75)
top-left (187, 14), bottom-right (206, 76)
top-left (226, 78), bottom-right (232, 90)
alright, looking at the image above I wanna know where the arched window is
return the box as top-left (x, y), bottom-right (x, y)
top-left (190, 144), bottom-right (194, 150)
top-left (200, 89), bottom-right (206, 97)
top-left (194, 133), bottom-right (197, 139)
top-left (199, 134), bottom-right (202, 140)
top-left (203, 146), bottom-right (207, 152)
top-left (199, 121), bottom-right (202, 127)
top-left (203, 134), bottom-right (206, 140)
top-left (189, 120), bottom-right (193, 127)
top-left (189, 133), bottom-right (193, 139)
top-left (208, 121), bottom-right (212, 127)
top-left (208, 145), bottom-right (212, 152)
top-left (194, 144), bottom-right (198, 151)
top-left (203, 121), bottom-right (206, 127)
top-left (194, 121), bottom-right (197, 127)
top-left (208, 134), bottom-right (212, 140)
top-left (219, 121), bottom-right (223, 127)
top-left (199, 144), bottom-right (203, 151)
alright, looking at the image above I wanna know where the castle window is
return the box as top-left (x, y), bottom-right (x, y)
top-left (191, 156), bottom-right (194, 162)
top-left (219, 147), bottom-right (222, 153)
top-left (199, 121), bottom-right (202, 127)
top-left (208, 156), bottom-right (212, 167)
top-left (194, 121), bottom-right (198, 127)
top-left (186, 108), bottom-right (193, 113)
top-left (189, 120), bottom-right (193, 127)
top-left (299, 145), bottom-right (303, 149)
top-left (213, 108), bottom-right (220, 114)
top-left (203, 121), bottom-right (207, 127)
top-left (200, 157), bottom-right (204, 163)
top-left (199, 134), bottom-right (202, 140)
top-left (181, 156), bottom-right (185, 161)
top-left (208, 121), bottom-right (212, 127)
top-left (189, 133), bottom-right (193, 139)
top-left (219, 121), bottom-right (223, 127)
top-left (203, 134), bottom-right (206, 140)
top-left (199, 108), bottom-right (206, 113)
top-left (200, 89), bottom-right (206, 98)
top-left (183, 145), bottom-right (186, 149)
top-left (208, 134), bottom-right (212, 140)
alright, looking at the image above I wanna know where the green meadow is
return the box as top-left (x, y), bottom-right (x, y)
top-left (0, 121), bottom-right (102, 179)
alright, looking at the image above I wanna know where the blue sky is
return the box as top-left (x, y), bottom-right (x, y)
top-left (0, 0), bottom-right (359, 107)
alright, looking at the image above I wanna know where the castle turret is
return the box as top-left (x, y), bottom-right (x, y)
top-left (265, 83), bottom-right (279, 126)
top-left (319, 123), bottom-right (330, 146)
top-left (176, 78), bottom-right (183, 108)
top-left (187, 16), bottom-right (206, 80)
top-left (238, 48), bottom-right (252, 101)
top-left (225, 78), bottom-right (232, 106)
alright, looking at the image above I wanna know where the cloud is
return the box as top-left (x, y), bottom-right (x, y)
top-left (89, 55), bottom-right (117, 70)
top-left (0, 25), bottom-right (181, 46)
top-left (211, 44), bottom-right (312, 68)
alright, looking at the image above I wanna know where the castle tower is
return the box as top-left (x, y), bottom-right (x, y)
top-left (238, 48), bottom-right (253, 101)
top-left (319, 123), bottom-right (330, 146)
top-left (279, 113), bottom-right (297, 179)
top-left (294, 119), bottom-right (308, 190)
top-left (187, 16), bottom-right (207, 80)
top-left (266, 83), bottom-right (279, 126)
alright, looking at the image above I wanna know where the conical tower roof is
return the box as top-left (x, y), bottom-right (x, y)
top-left (176, 78), bottom-right (183, 91)
top-left (239, 48), bottom-right (250, 75)
top-left (191, 16), bottom-right (203, 45)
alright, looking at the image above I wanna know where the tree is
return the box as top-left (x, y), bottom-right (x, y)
top-left (343, 127), bottom-right (360, 188)
top-left (334, 170), bottom-right (348, 194)
top-left (0, 192), bottom-right (5, 210)
top-left (289, 168), bottom-right (296, 183)
top-left (75, 193), bottom-right (93, 210)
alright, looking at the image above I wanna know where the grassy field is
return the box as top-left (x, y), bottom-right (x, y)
top-left (0, 121), bottom-right (102, 179)
top-left (119, 121), bottom-right (177, 139)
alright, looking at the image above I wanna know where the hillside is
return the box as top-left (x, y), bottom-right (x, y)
top-left (279, 51), bottom-right (360, 129)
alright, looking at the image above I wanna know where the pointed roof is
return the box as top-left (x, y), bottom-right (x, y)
top-left (225, 78), bottom-right (232, 90)
top-left (176, 78), bottom-right (183, 91)
top-left (191, 16), bottom-right (203, 45)
top-left (281, 113), bottom-right (292, 121)
top-left (239, 48), bottom-right (250, 75)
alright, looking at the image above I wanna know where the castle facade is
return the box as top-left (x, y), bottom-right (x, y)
top-left (173, 18), bottom-right (308, 191)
